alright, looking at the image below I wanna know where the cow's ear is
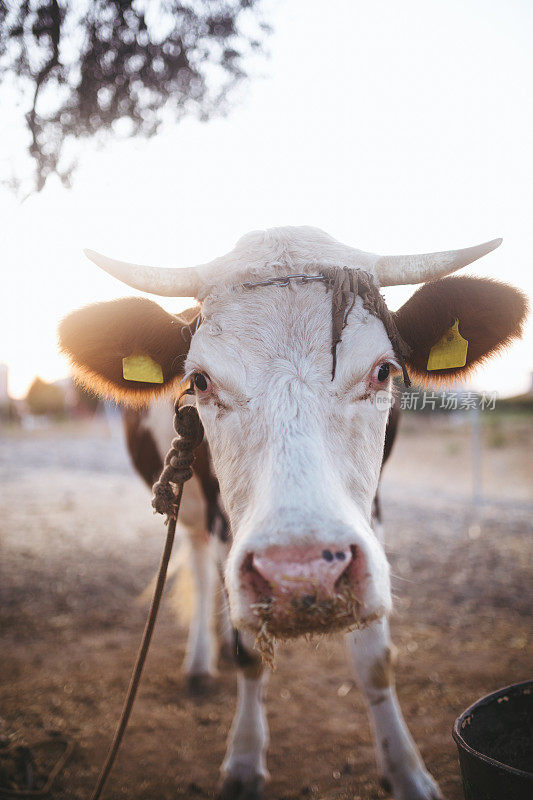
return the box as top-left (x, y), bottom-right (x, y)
top-left (58, 297), bottom-right (199, 406)
top-left (393, 276), bottom-right (528, 385)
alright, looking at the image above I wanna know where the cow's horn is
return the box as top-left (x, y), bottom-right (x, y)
top-left (83, 249), bottom-right (201, 297)
top-left (374, 238), bottom-right (502, 286)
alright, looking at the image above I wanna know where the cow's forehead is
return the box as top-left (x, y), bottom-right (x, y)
top-left (187, 282), bottom-right (392, 384)
top-left (201, 227), bottom-right (377, 290)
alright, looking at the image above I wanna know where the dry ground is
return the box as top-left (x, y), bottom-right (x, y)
top-left (0, 412), bottom-right (531, 800)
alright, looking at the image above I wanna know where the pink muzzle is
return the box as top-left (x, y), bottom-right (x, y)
top-left (252, 545), bottom-right (353, 596)
top-left (242, 544), bottom-right (368, 637)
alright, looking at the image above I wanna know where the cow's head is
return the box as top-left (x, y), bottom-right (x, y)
top-left (59, 227), bottom-right (527, 640)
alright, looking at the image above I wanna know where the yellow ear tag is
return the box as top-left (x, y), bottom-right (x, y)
top-left (427, 319), bottom-right (468, 371)
top-left (122, 355), bottom-right (164, 384)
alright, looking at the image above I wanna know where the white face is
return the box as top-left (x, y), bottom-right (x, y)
top-left (185, 282), bottom-right (396, 637)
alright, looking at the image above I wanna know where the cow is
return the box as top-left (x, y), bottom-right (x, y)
top-left (58, 226), bottom-right (527, 800)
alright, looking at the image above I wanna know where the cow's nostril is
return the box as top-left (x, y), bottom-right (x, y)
top-left (250, 545), bottom-right (355, 600)
top-left (243, 553), bottom-right (272, 600)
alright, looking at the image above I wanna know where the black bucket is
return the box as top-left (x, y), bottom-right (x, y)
top-left (453, 680), bottom-right (533, 800)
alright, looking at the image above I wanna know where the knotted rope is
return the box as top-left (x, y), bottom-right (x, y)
top-left (152, 404), bottom-right (205, 519)
top-left (89, 398), bottom-right (203, 800)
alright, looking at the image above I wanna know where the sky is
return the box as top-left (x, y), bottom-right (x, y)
top-left (1, 0), bottom-right (532, 399)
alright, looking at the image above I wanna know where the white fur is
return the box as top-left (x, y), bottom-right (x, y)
top-left (182, 538), bottom-right (217, 677)
top-left (191, 226), bottom-right (378, 298)
top-left (186, 284), bottom-right (393, 631)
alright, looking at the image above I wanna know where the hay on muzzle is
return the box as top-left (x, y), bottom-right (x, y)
top-left (251, 573), bottom-right (384, 668)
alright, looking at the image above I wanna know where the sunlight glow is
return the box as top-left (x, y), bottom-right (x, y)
top-left (1, 0), bottom-right (531, 399)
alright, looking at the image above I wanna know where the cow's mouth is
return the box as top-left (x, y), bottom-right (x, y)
top-left (241, 548), bottom-right (382, 666)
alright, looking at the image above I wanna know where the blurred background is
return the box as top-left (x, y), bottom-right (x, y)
top-left (0, 0), bottom-right (532, 403)
top-left (0, 2), bottom-right (531, 799)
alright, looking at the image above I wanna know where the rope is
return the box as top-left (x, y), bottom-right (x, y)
top-left (152, 405), bottom-right (204, 518)
top-left (89, 400), bottom-right (203, 800)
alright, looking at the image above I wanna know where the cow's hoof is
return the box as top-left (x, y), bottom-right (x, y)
top-left (186, 672), bottom-right (215, 696)
top-left (218, 775), bottom-right (265, 800)
top-left (380, 768), bottom-right (445, 800)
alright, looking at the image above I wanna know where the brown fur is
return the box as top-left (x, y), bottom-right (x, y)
top-left (123, 408), bottom-right (163, 488)
top-left (393, 276), bottom-right (528, 385)
top-left (58, 298), bottom-right (200, 407)
top-left (193, 440), bottom-right (225, 531)
top-left (233, 631), bottom-right (264, 678)
top-left (370, 646), bottom-right (397, 689)
top-left (382, 401), bottom-right (400, 467)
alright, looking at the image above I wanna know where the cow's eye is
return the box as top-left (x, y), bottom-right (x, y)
top-left (377, 363), bottom-right (390, 382)
top-left (369, 362), bottom-right (393, 388)
top-left (193, 372), bottom-right (211, 395)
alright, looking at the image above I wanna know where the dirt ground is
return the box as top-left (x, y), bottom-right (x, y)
top-left (0, 412), bottom-right (531, 800)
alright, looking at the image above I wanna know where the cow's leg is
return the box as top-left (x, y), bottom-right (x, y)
top-left (219, 630), bottom-right (269, 800)
top-left (183, 533), bottom-right (217, 692)
top-left (346, 618), bottom-right (443, 800)
top-left (217, 585), bottom-right (236, 661)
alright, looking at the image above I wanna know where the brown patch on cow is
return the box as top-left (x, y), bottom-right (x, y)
top-left (393, 276), bottom-right (528, 385)
top-left (382, 401), bottom-right (400, 468)
top-left (370, 693), bottom-right (387, 706)
top-left (372, 402), bottom-right (401, 524)
top-left (241, 659), bottom-right (264, 680)
top-left (370, 646), bottom-right (397, 689)
top-left (123, 408), bottom-right (163, 488)
top-left (234, 631), bottom-right (264, 679)
top-left (58, 298), bottom-right (200, 407)
top-left (192, 441), bottom-right (218, 501)
top-left (192, 441), bottom-right (226, 534)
